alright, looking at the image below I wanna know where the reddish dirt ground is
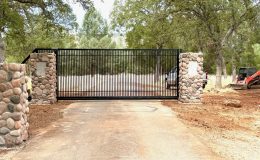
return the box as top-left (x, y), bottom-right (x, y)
top-left (163, 88), bottom-right (260, 160)
top-left (0, 149), bottom-right (7, 155)
top-left (203, 89), bottom-right (260, 110)
top-left (28, 101), bottom-right (72, 136)
top-left (163, 89), bottom-right (260, 132)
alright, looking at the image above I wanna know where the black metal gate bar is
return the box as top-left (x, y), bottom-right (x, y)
top-left (33, 48), bottom-right (181, 100)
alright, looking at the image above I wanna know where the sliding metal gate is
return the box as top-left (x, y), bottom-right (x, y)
top-left (33, 49), bottom-right (181, 100)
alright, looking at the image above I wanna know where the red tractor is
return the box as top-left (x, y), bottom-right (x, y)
top-left (231, 67), bottom-right (260, 89)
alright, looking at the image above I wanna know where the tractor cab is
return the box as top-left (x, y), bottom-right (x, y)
top-left (231, 67), bottom-right (260, 89)
top-left (238, 67), bottom-right (257, 81)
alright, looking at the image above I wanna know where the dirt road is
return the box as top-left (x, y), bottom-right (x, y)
top-left (6, 101), bottom-right (219, 160)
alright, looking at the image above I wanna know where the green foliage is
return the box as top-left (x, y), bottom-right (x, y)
top-left (79, 6), bottom-right (116, 49)
top-left (80, 6), bottom-right (108, 39)
top-left (112, 0), bottom-right (178, 49)
top-left (252, 44), bottom-right (260, 69)
top-left (112, 0), bottom-right (260, 78)
top-left (0, 0), bottom-right (93, 62)
top-left (1, 0), bottom-right (259, 83)
top-left (79, 36), bottom-right (116, 49)
top-left (0, 0), bottom-right (79, 33)
top-left (4, 14), bottom-right (77, 62)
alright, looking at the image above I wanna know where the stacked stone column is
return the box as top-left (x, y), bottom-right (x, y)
top-left (179, 52), bottom-right (204, 103)
top-left (30, 52), bottom-right (57, 104)
top-left (0, 63), bottom-right (29, 147)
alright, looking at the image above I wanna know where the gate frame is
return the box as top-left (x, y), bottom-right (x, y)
top-left (31, 48), bottom-right (182, 100)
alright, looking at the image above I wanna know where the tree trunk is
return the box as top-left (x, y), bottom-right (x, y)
top-left (0, 35), bottom-right (5, 63)
top-left (222, 56), bottom-right (227, 79)
top-left (215, 52), bottom-right (223, 89)
top-left (154, 45), bottom-right (162, 82)
top-left (231, 56), bottom-right (237, 83)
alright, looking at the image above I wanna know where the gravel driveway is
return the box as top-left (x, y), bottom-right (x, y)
top-left (8, 101), bottom-right (220, 160)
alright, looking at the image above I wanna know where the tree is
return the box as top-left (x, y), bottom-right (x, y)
top-left (252, 44), bottom-right (260, 69)
top-left (79, 36), bottom-right (116, 48)
top-left (112, 0), bottom-right (260, 88)
top-left (112, 0), bottom-right (178, 49)
top-left (4, 16), bottom-right (77, 62)
top-left (112, 0), bottom-right (180, 81)
top-left (79, 6), bottom-right (116, 49)
top-left (176, 1), bottom-right (259, 88)
top-left (79, 6), bottom-right (109, 39)
top-left (0, 0), bottom-right (93, 32)
top-left (0, 0), bottom-right (94, 62)
top-left (77, 6), bottom-right (117, 76)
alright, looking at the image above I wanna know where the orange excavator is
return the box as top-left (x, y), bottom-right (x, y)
top-left (230, 67), bottom-right (260, 89)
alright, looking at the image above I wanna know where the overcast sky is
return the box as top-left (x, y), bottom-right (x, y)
top-left (70, 0), bottom-right (115, 27)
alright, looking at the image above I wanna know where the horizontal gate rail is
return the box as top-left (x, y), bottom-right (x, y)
top-left (32, 48), bottom-right (181, 100)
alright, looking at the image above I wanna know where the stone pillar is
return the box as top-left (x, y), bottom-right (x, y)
top-left (179, 52), bottom-right (204, 103)
top-left (0, 63), bottom-right (29, 147)
top-left (30, 53), bottom-right (56, 104)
